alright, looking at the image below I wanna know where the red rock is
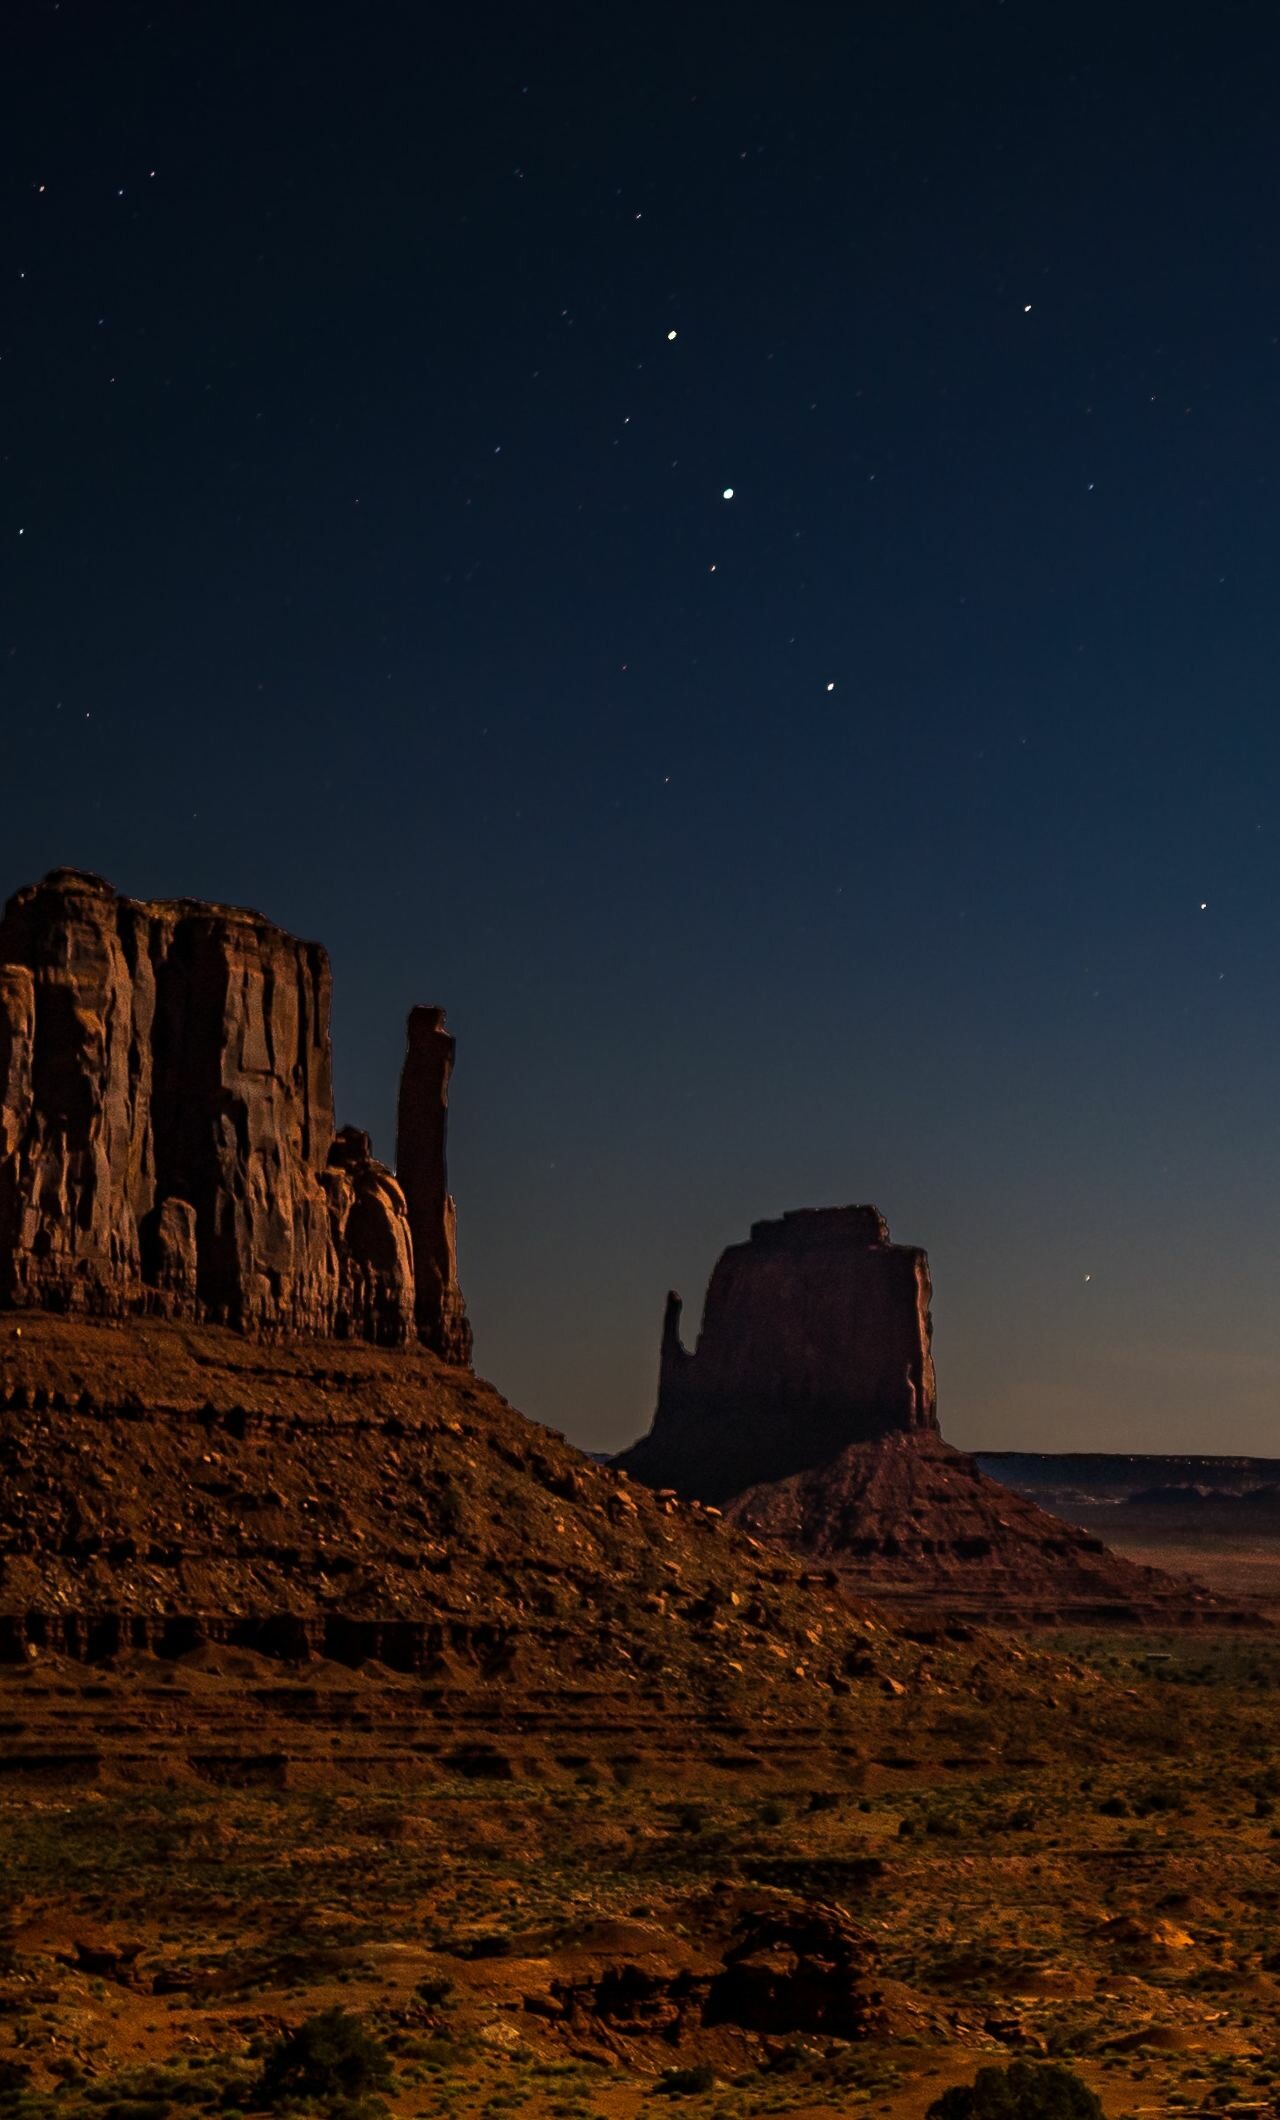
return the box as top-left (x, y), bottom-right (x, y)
top-left (396, 1005), bottom-right (471, 1365)
top-left (619, 1202), bottom-right (1223, 1622)
top-left (619, 1206), bottom-right (936, 1503)
top-left (322, 1127), bottom-right (416, 1346)
top-left (144, 1197), bottom-right (198, 1310)
top-left (0, 870), bottom-right (468, 1355)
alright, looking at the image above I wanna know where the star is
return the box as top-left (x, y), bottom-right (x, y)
top-left (722, 486), bottom-right (734, 500)
top-left (666, 329), bottom-right (678, 341)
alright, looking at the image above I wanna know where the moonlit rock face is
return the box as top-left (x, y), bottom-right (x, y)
top-left (0, 869), bottom-right (469, 1360)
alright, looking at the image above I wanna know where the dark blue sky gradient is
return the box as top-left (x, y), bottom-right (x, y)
top-left (5, 1), bottom-right (1280, 1451)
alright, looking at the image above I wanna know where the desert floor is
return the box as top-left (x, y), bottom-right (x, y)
top-left (4, 1626), bottom-right (1280, 2120)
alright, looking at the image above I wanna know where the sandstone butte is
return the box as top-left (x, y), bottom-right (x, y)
top-left (619, 1206), bottom-right (1231, 1623)
top-left (0, 868), bottom-right (469, 1360)
top-left (622, 1206), bottom-right (938, 1505)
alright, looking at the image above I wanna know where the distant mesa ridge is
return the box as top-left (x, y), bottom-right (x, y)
top-left (0, 868), bottom-right (470, 1359)
top-left (619, 1204), bottom-right (938, 1505)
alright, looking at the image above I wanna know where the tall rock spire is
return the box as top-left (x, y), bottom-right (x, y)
top-left (395, 1005), bottom-right (472, 1366)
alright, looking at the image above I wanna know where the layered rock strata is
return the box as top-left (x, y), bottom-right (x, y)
top-left (620, 1206), bottom-right (937, 1503)
top-left (0, 869), bottom-right (468, 1354)
top-left (0, 1310), bottom-right (942, 1703)
top-left (619, 1203), bottom-right (1233, 1623)
top-left (723, 1428), bottom-right (1228, 1622)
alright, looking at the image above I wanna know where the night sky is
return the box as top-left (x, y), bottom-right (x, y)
top-left (5, 2), bottom-right (1280, 1457)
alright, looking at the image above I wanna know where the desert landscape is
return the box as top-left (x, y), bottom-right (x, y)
top-left (5, 9), bottom-right (1276, 2117)
top-left (3, 873), bottom-right (1280, 2120)
top-left (975, 1458), bottom-right (1280, 1622)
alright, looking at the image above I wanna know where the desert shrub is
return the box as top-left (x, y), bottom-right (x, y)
top-left (257, 2009), bottom-right (392, 2114)
top-left (927, 2061), bottom-right (1103, 2120)
top-left (655, 2063), bottom-right (717, 2095)
top-left (1132, 1783), bottom-right (1182, 1817)
top-left (454, 1931), bottom-right (511, 1959)
top-left (413, 1975), bottom-right (454, 2007)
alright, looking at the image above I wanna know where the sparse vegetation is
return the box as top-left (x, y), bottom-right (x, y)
top-left (927, 2064), bottom-right (1103, 2120)
top-left (257, 2010), bottom-right (392, 2116)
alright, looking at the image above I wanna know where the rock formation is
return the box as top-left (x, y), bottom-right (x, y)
top-left (723, 1427), bottom-right (1224, 1623)
top-left (619, 1206), bottom-right (937, 1504)
top-left (0, 1308), bottom-right (956, 1695)
top-left (396, 1006), bottom-right (472, 1365)
top-left (619, 1202), bottom-right (1231, 1622)
top-left (0, 869), bottom-right (468, 1356)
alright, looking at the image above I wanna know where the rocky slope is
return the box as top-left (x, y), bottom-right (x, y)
top-left (726, 1430), bottom-right (1230, 1624)
top-left (0, 1310), bottom-right (964, 1715)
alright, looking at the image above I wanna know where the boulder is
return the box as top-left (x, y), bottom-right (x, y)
top-left (705, 1900), bottom-right (885, 2040)
top-left (142, 1197), bottom-right (198, 1310)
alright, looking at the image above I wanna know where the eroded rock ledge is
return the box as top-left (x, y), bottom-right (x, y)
top-left (0, 869), bottom-right (469, 1354)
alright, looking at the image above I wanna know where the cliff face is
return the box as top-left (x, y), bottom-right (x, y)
top-left (619, 1206), bottom-right (937, 1503)
top-left (0, 870), bottom-right (467, 1355)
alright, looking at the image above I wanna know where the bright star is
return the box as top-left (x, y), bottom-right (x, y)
top-left (722, 486), bottom-right (734, 500)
